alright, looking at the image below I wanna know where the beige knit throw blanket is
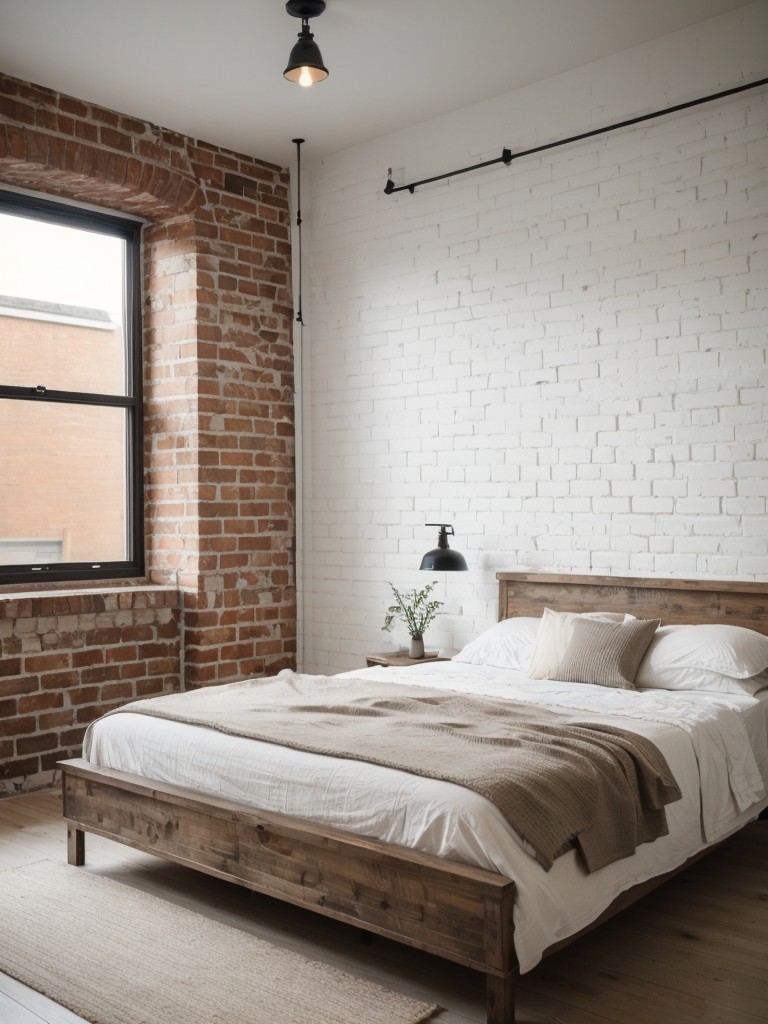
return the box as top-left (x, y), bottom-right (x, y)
top-left (94, 671), bottom-right (682, 873)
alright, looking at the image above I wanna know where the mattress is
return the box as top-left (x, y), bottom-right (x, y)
top-left (84, 661), bottom-right (768, 973)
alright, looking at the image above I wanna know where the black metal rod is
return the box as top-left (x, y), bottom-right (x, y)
top-left (293, 137), bottom-right (305, 324)
top-left (385, 150), bottom-right (511, 194)
top-left (384, 77), bottom-right (768, 196)
top-left (0, 384), bottom-right (137, 408)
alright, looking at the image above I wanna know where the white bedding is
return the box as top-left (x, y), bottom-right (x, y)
top-left (84, 662), bottom-right (768, 973)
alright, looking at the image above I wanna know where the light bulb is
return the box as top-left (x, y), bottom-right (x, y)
top-left (299, 66), bottom-right (313, 87)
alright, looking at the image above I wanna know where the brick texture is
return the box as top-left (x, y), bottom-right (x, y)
top-left (0, 588), bottom-right (180, 795)
top-left (0, 73), bottom-right (296, 792)
top-left (301, 79), bottom-right (768, 672)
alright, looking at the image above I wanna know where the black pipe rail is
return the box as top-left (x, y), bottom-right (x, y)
top-left (383, 77), bottom-right (768, 196)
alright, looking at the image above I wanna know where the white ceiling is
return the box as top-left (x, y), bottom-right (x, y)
top-left (0, 0), bottom-right (753, 168)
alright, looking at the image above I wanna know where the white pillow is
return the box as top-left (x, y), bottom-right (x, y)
top-left (453, 617), bottom-right (540, 671)
top-left (636, 624), bottom-right (768, 685)
top-left (526, 607), bottom-right (627, 680)
top-left (637, 665), bottom-right (768, 695)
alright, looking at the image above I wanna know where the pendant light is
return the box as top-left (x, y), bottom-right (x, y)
top-left (419, 525), bottom-right (468, 572)
top-left (283, 1), bottom-right (329, 87)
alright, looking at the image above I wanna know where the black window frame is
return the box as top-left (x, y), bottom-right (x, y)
top-left (0, 188), bottom-right (145, 585)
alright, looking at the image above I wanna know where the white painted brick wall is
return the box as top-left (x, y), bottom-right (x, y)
top-left (297, 7), bottom-right (768, 674)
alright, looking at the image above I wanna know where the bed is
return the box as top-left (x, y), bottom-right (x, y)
top-left (60, 572), bottom-right (768, 1024)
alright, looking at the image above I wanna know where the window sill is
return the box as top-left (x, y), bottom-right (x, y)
top-left (0, 583), bottom-right (179, 618)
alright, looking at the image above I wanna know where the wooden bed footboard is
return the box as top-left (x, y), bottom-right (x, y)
top-left (61, 757), bottom-right (518, 1024)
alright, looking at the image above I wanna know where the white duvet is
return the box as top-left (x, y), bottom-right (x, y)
top-left (84, 662), bottom-right (768, 973)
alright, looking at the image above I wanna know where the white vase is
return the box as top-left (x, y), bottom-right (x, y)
top-left (409, 636), bottom-right (425, 659)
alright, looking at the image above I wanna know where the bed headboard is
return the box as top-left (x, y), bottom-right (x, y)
top-left (497, 572), bottom-right (768, 635)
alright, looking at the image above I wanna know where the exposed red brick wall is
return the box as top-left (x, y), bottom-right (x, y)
top-left (0, 73), bottom-right (296, 792)
top-left (0, 588), bottom-right (180, 795)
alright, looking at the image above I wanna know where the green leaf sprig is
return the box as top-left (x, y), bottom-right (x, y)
top-left (382, 581), bottom-right (443, 640)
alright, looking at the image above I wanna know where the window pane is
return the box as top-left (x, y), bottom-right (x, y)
top-left (0, 212), bottom-right (127, 395)
top-left (0, 400), bottom-right (128, 564)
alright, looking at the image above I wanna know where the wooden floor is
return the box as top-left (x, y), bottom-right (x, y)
top-left (0, 790), bottom-right (766, 1024)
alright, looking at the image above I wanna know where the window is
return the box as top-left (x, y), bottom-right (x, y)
top-left (0, 189), bottom-right (144, 584)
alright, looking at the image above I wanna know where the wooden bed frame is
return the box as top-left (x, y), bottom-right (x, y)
top-left (60, 573), bottom-right (768, 1024)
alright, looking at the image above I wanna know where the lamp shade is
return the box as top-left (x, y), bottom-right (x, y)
top-left (419, 524), bottom-right (468, 572)
top-left (283, 27), bottom-right (328, 85)
top-left (283, 0), bottom-right (328, 86)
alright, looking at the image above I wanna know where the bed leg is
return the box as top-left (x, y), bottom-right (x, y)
top-left (67, 825), bottom-right (85, 866)
top-left (486, 971), bottom-right (516, 1024)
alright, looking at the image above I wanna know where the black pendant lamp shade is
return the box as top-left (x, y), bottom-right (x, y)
top-left (284, 0), bottom-right (329, 86)
top-left (419, 524), bottom-right (468, 572)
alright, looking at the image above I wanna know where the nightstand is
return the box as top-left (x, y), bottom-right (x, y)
top-left (365, 652), bottom-right (451, 668)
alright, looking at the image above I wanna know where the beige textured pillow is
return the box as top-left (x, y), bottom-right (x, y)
top-left (526, 607), bottom-right (627, 680)
top-left (553, 617), bottom-right (661, 689)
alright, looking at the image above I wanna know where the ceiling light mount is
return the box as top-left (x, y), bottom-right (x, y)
top-left (284, 0), bottom-right (329, 87)
top-left (285, 0), bottom-right (325, 18)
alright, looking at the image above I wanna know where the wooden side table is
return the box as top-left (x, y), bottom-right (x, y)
top-left (365, 652), bottom-right (451, 668)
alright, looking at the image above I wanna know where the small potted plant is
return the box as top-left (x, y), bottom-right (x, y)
top-left (382, 581), bottom-right (443, 658)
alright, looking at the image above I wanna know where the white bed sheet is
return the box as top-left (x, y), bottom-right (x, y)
top-left (84, 662), bottom-right (768, 973)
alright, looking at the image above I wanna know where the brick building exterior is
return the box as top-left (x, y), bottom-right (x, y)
top-left (0, 72), bottom-right (296, 794)
top-left (0, 298), bottom-right (125, 565)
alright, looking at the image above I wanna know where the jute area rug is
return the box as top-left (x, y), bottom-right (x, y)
top-left (0, 861), bottom-right (439, 1024)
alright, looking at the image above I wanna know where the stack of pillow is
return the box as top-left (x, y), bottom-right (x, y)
top-left (635, 623), bottom-right (768, 695)
top-left (454, 609), bottom-right (768, 695)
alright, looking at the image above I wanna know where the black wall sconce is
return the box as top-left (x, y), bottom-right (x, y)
top-left (284, 1), bottom-right (329, 87)
top-left (419, 525), bottom-right (468, 572)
